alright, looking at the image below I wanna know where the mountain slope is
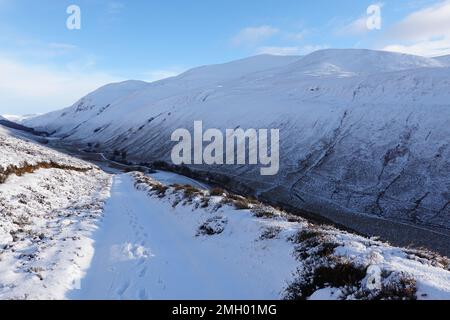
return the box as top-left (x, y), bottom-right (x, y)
top-left (0, 127), bottom-right (111, 299)
top-left (435, 54), bottom-right (450, 65)
top-left (25, 49), bottom-right (450, 237)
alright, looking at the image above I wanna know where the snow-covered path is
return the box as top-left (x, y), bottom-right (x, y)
top-left (68, 174), bottom-right (296, 300)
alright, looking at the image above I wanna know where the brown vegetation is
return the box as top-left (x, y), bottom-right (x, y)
top-left (0, 161), bottom-right (91, 184)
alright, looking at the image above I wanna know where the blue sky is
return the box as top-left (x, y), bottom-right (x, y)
top-left (1, 0), bottom-right (449, 114)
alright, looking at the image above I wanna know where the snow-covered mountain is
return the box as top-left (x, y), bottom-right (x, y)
top-left (435, 54), bottom-right (450, 66)
top-left (26, 49), bottom-right (450, 234)
top-left (1, 114), bottom-right (39, 123)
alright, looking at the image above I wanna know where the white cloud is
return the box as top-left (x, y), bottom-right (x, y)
top-left (284, 31), bottom-right (307, 41)
top-left (231, 26), bottom-right (279, 46)
top-left (1, 39), bottom-right (80, 60)
top-left (0, 56), bottom-right (120, 114)
top-left (384, 38), bottom-right (450, 57)
top-left (382, 0), bottom-right (450, 56)
top-left (388, 0), bottom-right (450, 41)
top-left (47, 43), bottom-right (78, 51)
top-left (336, 3), bottom-right (384, 36)
top-left (337, 16), bottom-right (369, 36)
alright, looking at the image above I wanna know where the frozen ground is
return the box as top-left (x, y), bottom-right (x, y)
top-left (0, 127), bottom-right (111, 299)
top-left (69, 174), bottom-right (296, 300)
top-left (71, 172), bottom-right (450, 300)
top-left (2, 127), bottom-right (450, 300)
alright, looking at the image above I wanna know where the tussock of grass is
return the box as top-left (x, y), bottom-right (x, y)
top-left (375, 272), bottom-right (417, 300)
top-left (291, 229), bottom-right (323, 243)
top-left (405, 248), bottom-right (450, 270)
top-left (260, 226), bottom-right (282, 240)
top-left (200, 197), bottom-right (210, 208)
top-left (251, 206), bottom-right (278, 219)
top-left (197, 217), bottom-right (227, 236)
top-left (233, 199), bottom-right (251, 210)
top-left (210, 187), bottom-right (226, 196)
top-left (152, 184), bottom-right (169, 198)
top-left (284, 227), bottom-right (420, 300)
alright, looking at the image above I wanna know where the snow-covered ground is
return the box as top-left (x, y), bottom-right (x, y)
top-left (0, 127), bottom-right (91, 171)
top-left (2, 127), bottom-right (450, 300)
top-left (71, 171), bottom-right (450, 300)
top-left (69, 174), bottom-right (297, 300)
top-left (0, 127), bottom-right (111, 299)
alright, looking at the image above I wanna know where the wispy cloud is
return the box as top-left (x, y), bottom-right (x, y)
top-left (231, 26), bottom-right (279, 46)
top-left (0, 56), bottom-right (120, 114)
top-left (231, 24), bottom-right (327, 57)
top-left (284, 31), bottom-right (308, 41)
top-left (335, 3), bottom-right (384, 36)
top-left (107, 1), bottom-right (125, 15)
top-left (382, 0), bottom-right (450, 56)
top-left (336, 16), bottom-right (369, 36)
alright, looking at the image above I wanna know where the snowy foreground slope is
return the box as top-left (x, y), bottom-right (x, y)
top-left (25, 49), bottom-right (450, 236)
top-left (1, 128), bottom-right (450, 299)
top-left (0, 127), bottom-right (112, 299)
top-left (70, 172), bottom-right (450, 300)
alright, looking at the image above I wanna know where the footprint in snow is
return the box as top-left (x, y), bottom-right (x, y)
top-left (116, 280), bottom-right (130, 298)
top-left (139, 267), bottom-right (147, 278)
top-left (138, 288), bottom-right (148, 300)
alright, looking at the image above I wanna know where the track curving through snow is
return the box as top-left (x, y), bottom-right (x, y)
top-left (68, 174), bottom-right (294, 300)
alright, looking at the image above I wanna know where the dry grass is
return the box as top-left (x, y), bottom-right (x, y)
top-left (233, 199), bottom-right (251, 210)
top-left (251, 206), bottom-right (277, 219)
top-left (0, 161), bottom-right (91, 184)
top-left (197, 217), bottom-right (227, 236)
top-left (260, 226), bottom-right (282, 240)
top-left (210, 187), bottom-right (226, 196)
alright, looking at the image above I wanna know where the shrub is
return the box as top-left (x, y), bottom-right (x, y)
top-left (252, 206), bottom-right (277, 219)
top-left (151, 184), bottom-right (168, 198)
top-left (260, 226), bottom-right (282, 240)
top-left (284, 262), bottom-right (367, 300)
top-left (210, 187), bottom-right (226, 196)
top-left (233, 199), bottom-right (251, 210)
top-left (200, 197), bottom-right (210, 208)
top-left (314, 262), bottom-right (367, 288)
top-left (197, 217), bottom-right (227, 236)
top-left (291, 229), bottom-right (322, 244)
top-left (375, 271), bottom-right (417, 300)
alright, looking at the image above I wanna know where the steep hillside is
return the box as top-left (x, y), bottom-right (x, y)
top-left (25, 49), bottom-right (450, 237)
top-left (0, 127), bottom-right (111, 299)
